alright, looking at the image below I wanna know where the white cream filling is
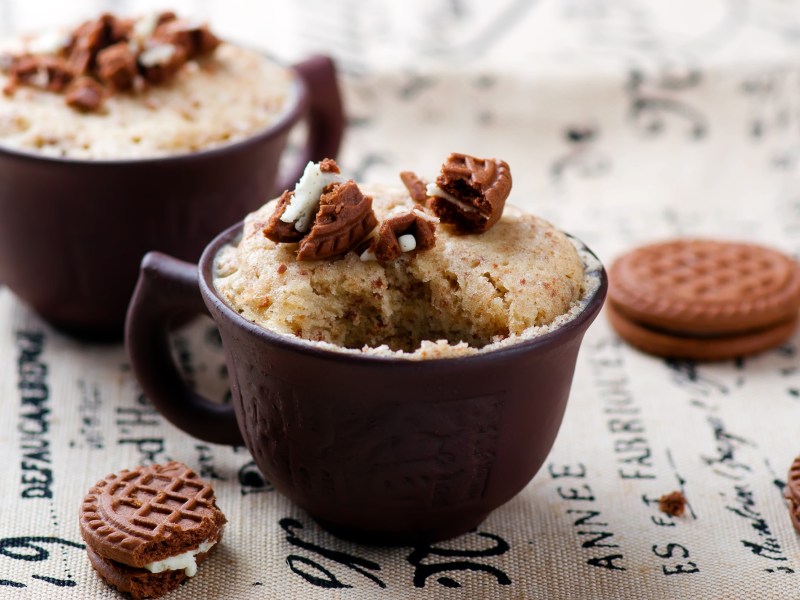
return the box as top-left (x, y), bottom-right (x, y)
top-left (143, 539), bottom-right (215, 577)
top-left (385, 205), bottom-right (411, 218)
top-left (426, 183), bottom-right (484, 216)
top-left (412, 207), bottom-right (440, 223)
top-left (133, 12), bottom-right (161, 44)
top-left (398, 234), bottom-right (416, 252)
top-left (280, 161), bottom-right (345, 232)
top-left (385, 205), bottom-right (439, 223)
top-left (28, 69), bottom-right (49, 89)
top-left (359, 248), bottom-right (377, 262)
top-left (28, 30), bottom-right (69, 55)
top-left (139, 44), bottom-right (178, 68)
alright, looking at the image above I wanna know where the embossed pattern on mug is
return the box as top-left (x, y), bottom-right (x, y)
top-left (232, 356), bottom-right (504, 510)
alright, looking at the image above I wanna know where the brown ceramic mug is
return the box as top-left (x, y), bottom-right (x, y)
top-left (125, 223), bottom-right (607, 544)
top-left (0, 55), bottom-right (344, 340)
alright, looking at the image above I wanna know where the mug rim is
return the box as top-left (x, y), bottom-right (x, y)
top-left (198, 220), bottom-right (609, 366)
top-left (0, 58), bottom-right (307, 167)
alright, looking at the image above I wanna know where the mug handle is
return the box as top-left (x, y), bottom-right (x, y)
top-left (273, 55), bottom-right (346, 195)
top-left (125, 252), bottom-right (244, 446)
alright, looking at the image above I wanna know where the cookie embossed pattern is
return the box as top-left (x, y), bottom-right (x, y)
top-left (607, 239), bottom-right (800, 360)
top-left (79, 462), bottom-right (226, 599)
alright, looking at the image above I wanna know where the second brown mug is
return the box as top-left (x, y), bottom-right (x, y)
top-left (0, 55), bottom-right (344, 339)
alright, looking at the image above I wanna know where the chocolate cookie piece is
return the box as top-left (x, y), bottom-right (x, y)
top-left (399, 171), bottom-right (428, 204)
top-left (371, 208), bottom-right (437, 262)
top-left (79, 461), bottom-right (226, 599)
top-left (65, 77), bottom-right (106, 112)
top-left (609, 239), bottom-right (800, 335)
top-left (263, 190), bottom-right (305, 243)
top-left (262, 160), bottom-right (378, 260)
top-left (152, 19), bottom-right (221, 59)
top-left (428, 153), bottom-right (511, 234)
top-left (296, 180), bottom-right (378, 261)
top-left (96, 41), bottom-right (138, 90)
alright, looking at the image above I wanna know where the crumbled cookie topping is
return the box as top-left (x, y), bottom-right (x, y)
top-left (399, 171), bottom-right (428, 204)
top-left (400, 154), bottom-right (512, 234)
top-left (263, 190), bottom-right (307, 244)
top-left (0, 11), bottom-right (220, 112)
top-left (261, 158), bottom-right (521, 263)
top-left (417, 153), bottom-right (511, 234)
top-left (296, 181), bottom-right (379, 261)
top-left (96, 42), bottom-right (138, 90)
top-left (263, 159), bottom-right (381, 261)
top-left (363, 208), bottom-right (437, 263)
top-left (65, 76), bottom-right (106, 111)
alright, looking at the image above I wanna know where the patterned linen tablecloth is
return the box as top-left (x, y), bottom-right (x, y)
top-left (3, 1), bottom-right (800, 598)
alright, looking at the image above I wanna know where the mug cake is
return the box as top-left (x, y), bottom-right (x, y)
top-left (124, 151), bottom-right (607, 543)
top-left (0, 11), bottom-right (294, 159)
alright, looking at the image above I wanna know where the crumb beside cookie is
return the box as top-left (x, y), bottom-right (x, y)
top-left (658, 491), bottom-right (687, 517)
top-left (79, 461), bottom-right (226, 599)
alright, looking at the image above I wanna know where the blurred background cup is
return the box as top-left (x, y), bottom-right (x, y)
top-left (0, 54), bottom-right (344, 340)
top-left (124, 222), bottom-right (607, 544)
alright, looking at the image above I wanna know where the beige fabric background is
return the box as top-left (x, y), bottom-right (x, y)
top-left (3, 1), bottom-right (800, 598)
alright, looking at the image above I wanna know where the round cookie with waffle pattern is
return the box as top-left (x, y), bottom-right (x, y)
top-left (79, 461), bottom-right (226, 599)
top-left (785, 455), bottom-right (800, 534)
top-left (607, 238), bottom-right (800, 360)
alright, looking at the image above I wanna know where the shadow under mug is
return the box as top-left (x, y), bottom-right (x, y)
top-left (125, 222), bottom-right (607, 544)
top-left (0, 55), bottom-right (344, 340)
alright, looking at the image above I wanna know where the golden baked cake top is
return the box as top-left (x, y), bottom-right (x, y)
top-left (214, 156), bottom-right (595, 359)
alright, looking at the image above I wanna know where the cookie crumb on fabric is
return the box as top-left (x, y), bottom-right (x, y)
top-left (659, 491), bottom-right (687, 517)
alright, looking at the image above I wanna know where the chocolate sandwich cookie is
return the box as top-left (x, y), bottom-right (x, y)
top-left (79, 461), bottom-right (226, 599)
top-left (607, 239), bottom-right (800, 360)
